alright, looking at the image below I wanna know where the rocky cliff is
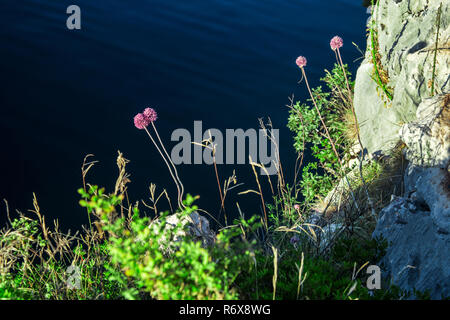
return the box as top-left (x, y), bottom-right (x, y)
top-left (353, 0), bottom-right (449, 299)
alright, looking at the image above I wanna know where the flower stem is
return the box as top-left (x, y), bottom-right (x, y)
top-left (300, 67), bottom-right (359, 211)
top-left (144, 127), bottom-right (184, 210)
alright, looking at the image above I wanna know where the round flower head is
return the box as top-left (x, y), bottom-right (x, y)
top-left (134, 113), bottom-right (149, 130)
top-left (330, 36), bottom-right (343, 50)
top-left (143, 107), bottom-right (158, 123)
top-left (296, 56), bottom-right (307, 68)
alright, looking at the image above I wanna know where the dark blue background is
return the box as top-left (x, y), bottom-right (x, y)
top-left (0, 0), bottom-right (368, 230)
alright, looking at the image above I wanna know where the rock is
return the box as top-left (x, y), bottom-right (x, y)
top-left (376, 0), bottom-right (450, 109)
top-left (300, 214), bottom-right (344, 253)
top-left (400, 94), bottom-right (450, 167)
top-left (353, 0), bottom-right (450, 156)
top-left (404, 163), bottom-right (450, 230)
top-left (400, 93), bottom-right (450, 230)
top-left (311, 156), bottom-right (378, 219)
top-left (318, 223), bottom-right (345, 252)
top-left (153, 211), bottom-right (215, 254)
top-left (353, 0), bottom-right (450, 299)
top-left (373, 196), bottom-right (450, 299)
top-left (374, 152), bottom-right (449, 298)
top-left (353, 61), bottom-right (402, 154)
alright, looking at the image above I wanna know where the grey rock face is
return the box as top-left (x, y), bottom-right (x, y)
top-left (400, 94), bottom-right (450, 167)
top-left (353, 61), bottom-right (401, 154)
top-left (404, 163), bottom-right (450, 230)
top-left (377, 0), bottom-right (450, 107)
top-left (353, 0), bottom-right (449, 155)
top-left (372, 99), bottom-right (450, 298)
top-left (359, 0), bottom-right (450, 299)
top-left (375, 109), bottom-right (449, 298)
top-left (373, 196), bottom-right (450, 299)
top-left (400, 93), bottom-right (450, 230)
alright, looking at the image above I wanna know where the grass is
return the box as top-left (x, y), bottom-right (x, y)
top-left (0, 144), bottom-right (417, 301)
top-left (0, 124), bottom-right (411, 300)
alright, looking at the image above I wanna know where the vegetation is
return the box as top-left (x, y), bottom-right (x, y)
top-left (288, 63), bottom-right (355, 205)
top-left (0, 180), bottom-right (407, 300)
top-left (369, 0), bottom-right (394, 102)
top-left (1, 37), bottom-right (420, 301)
top-left (430, 2), bottom-right (442, 97)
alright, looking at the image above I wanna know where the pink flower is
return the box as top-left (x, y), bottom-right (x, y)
top-left (143, 107), bottom-right (158, 123)
top-left (134, 113), bottom-right (149, 129)
top-left (294, 204), bottom-right (300, 211)
top-left (296, 56), bottom-right (307, 68)
top-left (330, 36), bottom-right (343, 50)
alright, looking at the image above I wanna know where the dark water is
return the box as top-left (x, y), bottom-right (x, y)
top-left (0, 0), bottom-right (367, 229)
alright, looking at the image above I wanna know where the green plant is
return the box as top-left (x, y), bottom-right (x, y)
top-left (288, 63), bottom-right (354, 206)
top-left (0, 189), bottom-right (125, 300)
top-left (369, 0), bottom-right (393, 102)
top-left (236, 235), bottom-right (404, 300)
top-left (83, 186), bottom-right (258, 300)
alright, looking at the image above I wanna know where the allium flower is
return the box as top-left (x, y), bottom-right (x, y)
top-left (330, 36), bottom-right (343, 50)
top-left (143, 107), bottom-right (158, 123)
top-left (295, 56), bottom-right (307, 68)
top-left (134, 113), bottom-right (149, 129)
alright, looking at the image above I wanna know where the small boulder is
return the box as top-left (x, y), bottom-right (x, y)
top-left (152, 211), bottom-right (216, 254)
top-left (373, 196), bottom-right (450, 299)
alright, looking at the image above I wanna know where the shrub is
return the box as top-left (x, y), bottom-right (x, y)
top-left (80, 186), bottom-right (258, 300)
top-left (287, 63), bottom-right (354, 205)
